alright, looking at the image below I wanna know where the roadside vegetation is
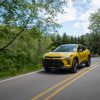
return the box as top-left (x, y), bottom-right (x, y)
top-left (0, 1), bottom-right (100, 79)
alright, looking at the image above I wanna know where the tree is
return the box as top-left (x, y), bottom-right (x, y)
top-left (89, 9), bottom-right (100, 34)
top-left (70, 36), bottom-right (74, 43)
top-left (0, 0), bottom-right (66, 51)
top-left (62, 32), bottom-right (69, 44)
top-left (87, 9), bottom-right (100, 54)
top-left (78, 35), bottom-right (85, 45)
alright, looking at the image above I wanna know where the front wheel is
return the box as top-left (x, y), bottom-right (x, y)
top-left (44, 67), bottom-right (51, 72)
top-left (85, 57), bottom-right (91, 67)
top-left (71, 59), bottom-right (78, 73)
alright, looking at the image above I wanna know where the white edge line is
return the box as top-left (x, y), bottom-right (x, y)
top-left (0, 62), bottom-right (99, 83)
top-left (0, 69), bottom-right (43, 83)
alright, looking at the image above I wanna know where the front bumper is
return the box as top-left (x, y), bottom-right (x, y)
top-left (42, 58), bottom-right (71, 69)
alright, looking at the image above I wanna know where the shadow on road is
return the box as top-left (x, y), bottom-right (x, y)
top-left (37, 65), bottom-right (85, 75)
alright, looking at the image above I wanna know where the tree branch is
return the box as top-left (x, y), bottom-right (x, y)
top-left (0, 19), bottom-right (29, 51)
top-left (0, 28), bottom-right (24, 51)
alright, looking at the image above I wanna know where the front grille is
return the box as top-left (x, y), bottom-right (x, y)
top-left (44, 59), bottom-right (63, 67)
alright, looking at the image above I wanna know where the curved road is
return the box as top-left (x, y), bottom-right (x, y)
top-left (0, 57), bottom-right (100, 100)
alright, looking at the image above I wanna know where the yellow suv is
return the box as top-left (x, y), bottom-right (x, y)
top-left (42, 44), bottom-right (91, 73)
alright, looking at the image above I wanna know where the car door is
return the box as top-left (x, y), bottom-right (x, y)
top-left (81, 46), bottom-right (88, 61)
top-left (77, 45), bottom-right (85, 63)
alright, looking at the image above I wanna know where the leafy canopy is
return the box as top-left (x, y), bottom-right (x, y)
top-left (0, 0), bottom-right (66, 31)
top-left (0, 0), bottom-right (66, 50)
top-left (89, 9), bottom-right (100, 34)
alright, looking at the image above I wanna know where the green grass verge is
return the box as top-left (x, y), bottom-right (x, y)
top-left (0, 64), bottom-right (42, 80)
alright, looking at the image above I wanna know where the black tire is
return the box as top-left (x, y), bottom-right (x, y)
top-left (44, 67), bottom-right (51, 72)
top-left (85, 57), bottom-right (91, 67)
top-left (71, 59), bottom-right (78, 73)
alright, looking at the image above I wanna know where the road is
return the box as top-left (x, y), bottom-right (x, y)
top-left (0, 57), bottom-right (100, 100)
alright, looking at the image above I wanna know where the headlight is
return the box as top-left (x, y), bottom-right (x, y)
top-left (62, 55), bottom-right (73, 65)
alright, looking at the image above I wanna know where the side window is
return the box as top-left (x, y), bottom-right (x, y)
top-left (78, 46), bottom-right (81, 50)
top-left (78, 45), bottom-right (86, 52)
top-left (82, 46), bottom-right (86, 51)
top-left (78, 46), bottom-right (82, 51)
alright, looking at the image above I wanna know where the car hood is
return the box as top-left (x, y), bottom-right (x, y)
top-left (44, 52), bottom-right (74, 58)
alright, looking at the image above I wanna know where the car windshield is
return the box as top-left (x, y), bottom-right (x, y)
top-left (53, 44), bottom-right (77, 52)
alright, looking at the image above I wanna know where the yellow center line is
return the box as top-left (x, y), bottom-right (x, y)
top-left (44, 64), bottom-right (99, 100)
top-left (31, 63), bottom-right (98, 100)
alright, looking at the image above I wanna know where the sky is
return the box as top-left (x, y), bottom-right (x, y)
top-left (56, 0), bottom-right (100, 36)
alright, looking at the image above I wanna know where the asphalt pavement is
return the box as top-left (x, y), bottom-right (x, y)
top-left (0, 57), bottom-right (100, 100)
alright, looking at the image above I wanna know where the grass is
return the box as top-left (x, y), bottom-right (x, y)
top-left (0, 64), bottom-right (42, 80)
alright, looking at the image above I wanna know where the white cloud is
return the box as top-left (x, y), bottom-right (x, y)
top-left (73, 21), bottom-right (89, 32)
top-left (73, 0), bottom-right (100, 33)
top-left (57, 0), bottom-right (100, 35)
top-left (56, 0), bottom-right (77, 23)
top-left (73, 22), bottom-right (80, 29)
top-left (91, 0), bottom-right (100, 9)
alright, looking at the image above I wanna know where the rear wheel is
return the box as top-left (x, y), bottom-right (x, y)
top-left (71, 59), bottom-right (78, 73)
top-left (85, 57), bottom-right (91, 67)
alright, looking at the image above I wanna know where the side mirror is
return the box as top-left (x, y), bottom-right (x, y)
top-left (78, 49), bottom-right (83, 52)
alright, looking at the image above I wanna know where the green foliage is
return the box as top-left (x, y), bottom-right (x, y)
top-left (87, 9), bottom-right (100, 54)
top-left (0, 0), bottom-right (66, 51)
top-left (51, 33), bottom-right (85, 48)
top-left (0, 0), bottom-right (66, 27)
top-left (62, 33), bottom-right (70, 44)
top-left (84, 33), bottom-right (100, 54)
top-left (0, 0), bottom-right (66, 75)
top-left (89, 9), bottom-right (100, 34)
top-left (0, 27), bottom-right (52, 72)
